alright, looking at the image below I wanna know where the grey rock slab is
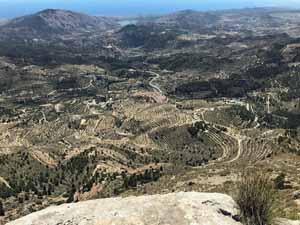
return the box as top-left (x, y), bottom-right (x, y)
top-left (7, 192), bottom-right (242, 225)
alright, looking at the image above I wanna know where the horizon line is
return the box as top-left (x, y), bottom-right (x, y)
top-left (0, 6), bottom-right (298, 19)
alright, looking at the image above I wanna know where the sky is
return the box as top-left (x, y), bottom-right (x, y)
top-left (0, 0), bottom-right (299, 18)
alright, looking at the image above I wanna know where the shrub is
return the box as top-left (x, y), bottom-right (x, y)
top-left (274, 173), bottom-right (285, 190)
top-left (0, 200), bottom-right (4, 216)
top-left (235, 171), bottom-right (278, 225)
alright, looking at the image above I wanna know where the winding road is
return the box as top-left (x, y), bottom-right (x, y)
top-left (147, 71), bottom-right (163, 94)
top-left (192, 107), bottom-right (250, 165)
top-left (146, 70), bottom-right (260, 165)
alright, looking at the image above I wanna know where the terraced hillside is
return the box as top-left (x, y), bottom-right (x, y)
top-left (1, 7), bottom-right (300, 224)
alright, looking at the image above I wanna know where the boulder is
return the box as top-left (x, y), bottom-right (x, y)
top-left (54, 103), bottom-right (65, 113)
top-left (7, 192), bottom-right (242, 225)
top-left (292, 190), bottom-right (300, 199)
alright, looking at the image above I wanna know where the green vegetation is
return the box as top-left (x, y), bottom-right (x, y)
top-left (274, 173), bottom-right (286, 190)
top-left (0, 7), bottom-right (300, 224)
top-left (235, 171), bottom-right (278, 225)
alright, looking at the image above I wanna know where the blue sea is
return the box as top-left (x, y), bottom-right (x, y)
top-left (0, 0), bottom-right (297, 18)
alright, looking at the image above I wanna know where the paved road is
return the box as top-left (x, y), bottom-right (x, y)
top-left (147, 71), bottom-right (163, 94)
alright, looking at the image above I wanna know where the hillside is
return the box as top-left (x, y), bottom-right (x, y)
top-left (0, 9), bottom-right (118, 39)
top-left (0, 7), bottom-right (300, 224)
top-left (154, 9), bottom-right (219, 30)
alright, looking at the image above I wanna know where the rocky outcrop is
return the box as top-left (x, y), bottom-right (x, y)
top-left (7, 192), bottom-right (242, 225)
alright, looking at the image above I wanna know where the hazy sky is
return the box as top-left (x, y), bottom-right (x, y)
top-left (0, 0), bottom-right (299, 18)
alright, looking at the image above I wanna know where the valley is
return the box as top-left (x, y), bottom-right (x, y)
top-left (0, 7), bottom-right (299, 224)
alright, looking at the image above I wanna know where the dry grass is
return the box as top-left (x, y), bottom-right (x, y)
top-left (235, 171), bottom-right (278, 225)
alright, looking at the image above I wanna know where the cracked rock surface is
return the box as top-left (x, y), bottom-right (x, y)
top-left (7, 192), bottom-right (242, 225)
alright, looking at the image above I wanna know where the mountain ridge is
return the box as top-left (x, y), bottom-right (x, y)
top-left (0, 9), bottom-right (119, 39)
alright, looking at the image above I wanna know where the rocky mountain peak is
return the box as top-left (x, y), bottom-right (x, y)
top-left (0, 9), bottom-right (118, 39)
